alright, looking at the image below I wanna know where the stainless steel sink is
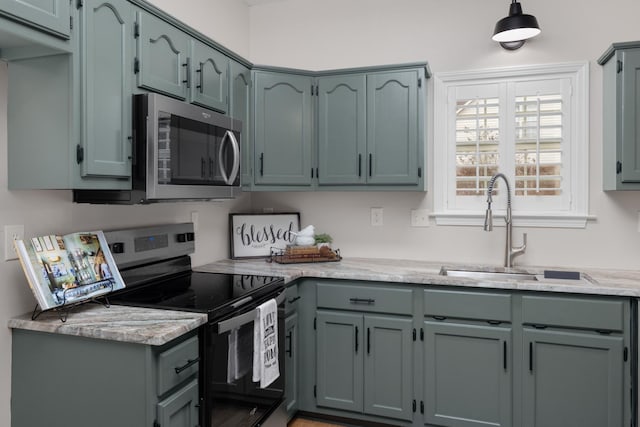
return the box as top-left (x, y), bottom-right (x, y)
top-left (440, 268), bottom-right (538, 281)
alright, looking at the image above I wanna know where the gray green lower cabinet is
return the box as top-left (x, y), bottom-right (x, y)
top-left (522, 329), bottom-right (624, 427)
top-left (423, 322), bottom-right (512, 427)
top-left (11, 329), bottom-right (199, 427)
top-left (285, 311), bottom-right (300, 418)
top-left (294, 280), bottom-right (635, 427)
top-left (316, 310), bottom-right (414, 422)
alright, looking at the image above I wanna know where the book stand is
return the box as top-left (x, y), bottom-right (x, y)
top-left (31, 282), bottom-right (114, 322)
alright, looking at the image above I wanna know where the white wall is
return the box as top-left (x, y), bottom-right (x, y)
top-left (0, 2), bottom-right (250, 426)
top-left (248, 0), bottom-right (640, 270)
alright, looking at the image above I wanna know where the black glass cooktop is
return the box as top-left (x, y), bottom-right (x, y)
top-left (111, 271), bottom-right (284, 319)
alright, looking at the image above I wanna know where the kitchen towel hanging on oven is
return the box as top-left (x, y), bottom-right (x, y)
top-left (252, 298), bottom-right (279, 388)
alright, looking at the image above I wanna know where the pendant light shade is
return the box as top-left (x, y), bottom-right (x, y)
top-left (492, 0), bottom-right (540, 50)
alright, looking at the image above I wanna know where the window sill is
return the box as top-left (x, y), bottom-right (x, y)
top-left (432, 212), bottom-right (594, 228)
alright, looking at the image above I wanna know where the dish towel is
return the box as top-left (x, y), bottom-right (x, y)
top-left (252, 298), bottom-right (280, 388)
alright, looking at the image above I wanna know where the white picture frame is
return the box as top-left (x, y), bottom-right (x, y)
top-left (229, 213), bottom-right (300, 259)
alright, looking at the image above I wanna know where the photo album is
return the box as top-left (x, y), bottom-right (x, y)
top-left (14, 231), bottom-right (125, 311)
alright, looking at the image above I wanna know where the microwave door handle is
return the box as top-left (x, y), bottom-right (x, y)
top-left (215, 290), bottom-right (285, 334)
top-left (218, 130), bottom-right (240, 185)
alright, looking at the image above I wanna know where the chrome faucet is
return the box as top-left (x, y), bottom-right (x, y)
top-left (484, 173), bottom-right (527, 268)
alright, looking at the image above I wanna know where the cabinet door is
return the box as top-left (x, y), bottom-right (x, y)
top-left (522, 329), bottom-right (624, 427)
top-left (79, 0), bottom-right (133, 178)
top-left (190, 40), bottom-right (229, 113)
top-left (137, 10), bottom-right (190, 100)
top-left (254, 71), bottom-right (313, 186)
top-left (317, 74), bottom-right (367, 185)
top-left (230, 61), bottom-right (252, 187)
top-left (285, 312), bottom-right (299, 419)
top-left (423, 321), bottom-right (512, 427)
top-left (366, 70), bottom-right (420, 185)
top-left (157, 379), bottom-right (199, 427)
top-left (364, 315), bottom-right (413, 421)
top-left (0, 0), bottom-right (70, 37)
top-left (620, 49), bottom-right (640, 183)
top-left (316, 310), bottom-right (363, 412)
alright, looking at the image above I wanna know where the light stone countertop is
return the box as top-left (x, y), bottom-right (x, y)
top-left (8, 303), bottom-right (208, 346)
top-left (195, 257), bottom-right (640, 298)
top-left (9, 257), bottom-right (640, 346)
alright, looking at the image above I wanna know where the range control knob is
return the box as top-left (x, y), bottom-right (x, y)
top-left (110, 242), bottom-right (125, 254)
top-left (186, 232), bottom-right (195, 242)
top-left (176, 233), bottom-right (187, 243)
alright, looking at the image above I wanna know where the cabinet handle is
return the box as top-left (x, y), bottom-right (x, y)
top-left (349, 298), bottom-right (375, 305)
top-left (358, 154), bottom-right (362, 177)
top-left (196, 63), bottom-right (204, 93)
top-left (529, 342), bottom-right (533, 372)
top-left (367, 327), bottom-right (371, 354)
top-left (175, 357), bottom-right (199, 374)
top-left (287, 296), bottom-right (301, 304)
top-left (355, 326), bottom-right (359, 353)
top-left (432, 315), bottom-right (446, 321)
top-left (503, 341), bottom-right (507, 371)
top-left (260, 153), bottom-right (264, 176)
top-left (369, 153), bottom-right (372, 177)
top-left (286, 331), bottom-right (293, 357)
top-left (487, 320), bottom-right (502, 325)
top-left (182, 58), bottom-right (191, 88)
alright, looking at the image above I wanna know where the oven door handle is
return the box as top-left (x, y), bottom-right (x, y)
top-left (216, 290), bottom-right (285, 334)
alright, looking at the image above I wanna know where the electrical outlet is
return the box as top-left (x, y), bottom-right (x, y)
top-left (371, 207), bottom-right (384, 226)
top-left (411, 209), bottom-right (429, 227)
top-left (4, 225), bottom-right (24, 261)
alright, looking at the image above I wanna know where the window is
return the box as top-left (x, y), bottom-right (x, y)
top-left (433, 63), bottom-right (589, 228)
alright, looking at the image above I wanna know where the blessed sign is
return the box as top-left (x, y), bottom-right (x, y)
top-left (229, 213), bottom-right (300, 259)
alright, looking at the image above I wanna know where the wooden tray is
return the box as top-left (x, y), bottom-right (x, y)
top-left (269, 247), bottom-right (342, 264)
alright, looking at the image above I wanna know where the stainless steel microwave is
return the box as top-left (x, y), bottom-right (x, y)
top-left (74, 93), bottom-right (242, 204)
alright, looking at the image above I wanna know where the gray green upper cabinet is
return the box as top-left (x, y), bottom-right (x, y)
top-left (366, 70), bottom-right (421, 185)
top-left (253, 70), bottom-right (314, 186)
top-left (7, 0), bottom-right (133, 190)
top-left (317, 68), bottom-right (424, 187)
top-left (136, 9), bottom-right (190, 100)
top-left (0, 0), bottom-right (71, 38)
top-left (136, 10), bottom-right (231, 113)
top-left (190, 39), bottom-right (229, 113)
top-left (599, 41), bottom-right (640, 190)
top-left (78, 0), bottom-right (133, 179)
top-left (251, 63), bottom-right (428, 191)
top-left (230, 60), bottom-right (252, 188)
top-left (317, 74), bottom-right (367, 185)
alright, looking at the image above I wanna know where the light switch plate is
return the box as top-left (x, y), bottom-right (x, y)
top-left (371, 207), bottom-right (384, 226)
top-left (4, 225), bottom-right (24, 261)
top-left (411, 209), bottom-right (429, 227)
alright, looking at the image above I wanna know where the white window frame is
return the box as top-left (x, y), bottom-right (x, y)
top-left (433, 62), bottom-right (589, 228)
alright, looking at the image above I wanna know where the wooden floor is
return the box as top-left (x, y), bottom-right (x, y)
top-left (288, 417), bottom-right (347, 427)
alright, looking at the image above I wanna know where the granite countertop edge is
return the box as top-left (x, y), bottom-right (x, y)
top-left (9, 257), bottom-right (640, 345)
top-left (195, 257), bottom-right (640, 297)
top-left (8, 304), bottom-right (208, 346)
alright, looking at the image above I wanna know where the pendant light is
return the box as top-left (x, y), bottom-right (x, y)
top-left (492, 0), bottom-right (540, 50)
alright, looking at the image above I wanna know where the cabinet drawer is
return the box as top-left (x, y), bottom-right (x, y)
top-left (424, 289), bottom-right (512, 322)
top-left (522, 295), bottom-right (625, 332)
top-left (157, 335), bottom-right (199, 396)
top-left (285, 284), bottom-right (299, 315)
top-left (317, 282), bottom-right (413, 315)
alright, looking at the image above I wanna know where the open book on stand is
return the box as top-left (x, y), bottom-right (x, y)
top-left (15, 231), bottom-right (125, 311)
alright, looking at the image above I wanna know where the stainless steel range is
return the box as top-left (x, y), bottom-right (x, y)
top-left (104, 223), bottom-right (286, 427)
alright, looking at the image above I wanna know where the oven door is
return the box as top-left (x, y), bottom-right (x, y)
top-left (201, 289), bottom-right (286, 427)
